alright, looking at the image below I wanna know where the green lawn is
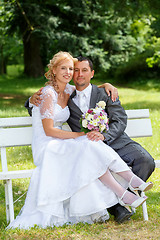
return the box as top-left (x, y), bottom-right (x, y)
top-left (0, 66), bottom-right (160, 239)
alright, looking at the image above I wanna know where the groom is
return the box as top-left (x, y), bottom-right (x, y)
top-left (25, 56), bottom-right (155, 223)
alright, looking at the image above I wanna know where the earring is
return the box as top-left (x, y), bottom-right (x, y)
top-left (51, 73), bottom-right (56, 80)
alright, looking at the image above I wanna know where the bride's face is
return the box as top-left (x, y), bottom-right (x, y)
top-left (53, 59), bottom-right (74, 84)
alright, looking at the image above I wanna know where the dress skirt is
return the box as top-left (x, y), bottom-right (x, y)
top-left (7, 135), bottom-right (129, 229)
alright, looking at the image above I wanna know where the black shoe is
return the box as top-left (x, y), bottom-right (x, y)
top-left (107, 204), bottom-right (134, 223)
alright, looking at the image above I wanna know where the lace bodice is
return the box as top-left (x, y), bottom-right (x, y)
top-left (38, 84), bottom-right (74, 126)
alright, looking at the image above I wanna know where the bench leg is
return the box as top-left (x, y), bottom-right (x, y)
top-left (4, 179), bottom-right (14, 223)
top-left (141, 191), bottom-right (148, 221)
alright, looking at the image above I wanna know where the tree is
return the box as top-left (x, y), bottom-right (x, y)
top-left (3, 0), bottom-right (160, 78)
top-left (4, 0), bottom-right (49, 77)
top-left (0, 3), bottom-right (9, 74)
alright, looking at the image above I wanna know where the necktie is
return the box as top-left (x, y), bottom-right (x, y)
top-left (78, 92), bottom-right (88, 113)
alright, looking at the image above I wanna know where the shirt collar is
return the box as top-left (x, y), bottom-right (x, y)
top-left (76, 84), bottom-right (92, 97)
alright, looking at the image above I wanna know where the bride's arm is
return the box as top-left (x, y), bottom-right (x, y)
top-left (42, 118), bottom-right (84, 139)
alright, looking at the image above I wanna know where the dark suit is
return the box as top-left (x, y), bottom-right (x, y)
top-left (67, 85), bottom-right (155, 181)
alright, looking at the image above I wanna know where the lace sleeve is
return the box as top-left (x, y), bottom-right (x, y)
top-left (65, 83), bottom-right (75, 95)
top-left (40, 87), bottom-right (57, 120)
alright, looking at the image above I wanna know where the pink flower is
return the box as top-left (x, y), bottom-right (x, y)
top-left (88, 109), bottom-right (93, 114)
top-left (88, 124), bottom-right (94, 130)
top-left (93, 114), bottom-right (98, 119)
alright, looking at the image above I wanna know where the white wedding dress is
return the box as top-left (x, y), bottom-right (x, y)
top-left (7, 85), bottom-right (129, 229)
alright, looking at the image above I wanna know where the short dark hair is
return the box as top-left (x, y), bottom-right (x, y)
top-left (77, 56), bottom-right (94, 71)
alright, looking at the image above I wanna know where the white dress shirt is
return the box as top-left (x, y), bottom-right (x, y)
top-left (72, 84), bottom-right (92, 112)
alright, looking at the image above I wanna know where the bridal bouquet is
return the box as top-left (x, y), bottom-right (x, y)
top-left (80, 101), bottom-right (109, 133)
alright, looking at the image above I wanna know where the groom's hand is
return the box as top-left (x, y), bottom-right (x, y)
top-left (87, 131), bottom-right (105, 141)
top-left (30, 87), bottom-right (43, 106)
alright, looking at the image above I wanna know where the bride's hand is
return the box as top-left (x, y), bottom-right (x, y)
top-left (87, 131), bottom-right (104, 141)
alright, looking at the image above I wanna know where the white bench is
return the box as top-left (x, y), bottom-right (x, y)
top-left (0, 109), bottom-right (159, 223)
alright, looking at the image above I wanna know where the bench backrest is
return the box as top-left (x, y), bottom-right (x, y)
top-left (0, 109), bottom-right (153, 148)
top-left (0, 109), bottom-right (153, 171)
top-left (0, 109), bottom-right (152, 146)
top-left (0, 116), bottom-right (32, 148)
top-left (0, 117), bottom-right (32, 172)
top-left (125, 109), bottom-right (152, 138)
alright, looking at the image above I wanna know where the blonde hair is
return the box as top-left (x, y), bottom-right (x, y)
top-left (45, 51), bottom-right (77, 90)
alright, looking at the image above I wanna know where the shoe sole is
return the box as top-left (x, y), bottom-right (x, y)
top-left (136, 197), bottom-right (148, 208)
top-left (116, 211), bottom-right (133, 223)
top-left (143, 182), bottom-right (153, 192)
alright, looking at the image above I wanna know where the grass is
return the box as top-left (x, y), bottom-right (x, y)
top-left (0, 65), bottom-right (160, 239)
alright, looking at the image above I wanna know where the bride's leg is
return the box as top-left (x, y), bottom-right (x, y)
top-left (99, 170), bottom-right (140, 206)
top-left (117, 170), bottom-right (153, 193)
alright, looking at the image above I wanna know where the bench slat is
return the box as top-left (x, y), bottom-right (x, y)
top-left (0, 109), bottom-right (150, 128)
top-left (125, 119), bottom-right (152, 138)
top-left (0, 169), bottom-right (33, 180)
top-left (125, 109), bottom-right (149, 119)
top-left (0, 127), bottom-right (32, 147)
top-left (0, 116), bottom-right (32, 127)
top-left (155, 160), bottom-right (160, 168)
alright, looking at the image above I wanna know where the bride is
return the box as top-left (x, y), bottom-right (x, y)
top-left (7, 51), bottom-right (153, 229)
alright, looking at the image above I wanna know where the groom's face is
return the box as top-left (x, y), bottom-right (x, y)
top-left (73, 61), bottom-right (94, 91)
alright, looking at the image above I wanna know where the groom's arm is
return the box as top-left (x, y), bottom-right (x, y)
top-left (24, 98), bottom-right (33, 116)
top-left (103, 95), bottom-right (127, 145)
top-left (24, 88), bottom-right (43, 116)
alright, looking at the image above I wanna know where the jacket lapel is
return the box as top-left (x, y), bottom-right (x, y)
top-left (68, 90), bottom-right (83, 115)
top-left (89, 85), bottom-right (100, 108)
top-left (69, 85), bottom-right (100, 114)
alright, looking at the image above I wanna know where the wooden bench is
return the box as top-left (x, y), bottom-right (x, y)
top-left (0, 109), bottom-right (159, 223)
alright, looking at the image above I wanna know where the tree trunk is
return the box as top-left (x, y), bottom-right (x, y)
top-left (23, 32), bottom-right (44, 78)
top-left (0, 45), bottom-right (7, 74)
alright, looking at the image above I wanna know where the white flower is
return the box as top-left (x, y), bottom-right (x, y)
top-left (100, 124), bottom-right (106, 132)
top-left (104, 116), bottom-right (108, 123)
top-left (82, 119), bottom-right (88, 128)
top-left (97, 101), bottom-right (106, 109)
top-left (86, 114), bottom-right (93, 121)
top-left (93, 120), bottom-right (98, 126)
top-left (94, 109), bottom-right (101, 114)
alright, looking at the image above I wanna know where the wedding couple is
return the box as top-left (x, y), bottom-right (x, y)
top-left (7, 51), bottom-right (155, 229)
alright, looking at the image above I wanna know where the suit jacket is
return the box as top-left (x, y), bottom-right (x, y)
top-left (67, 84), bottom-right (133, 150)
top-left (24, 84), bottom-right (133, 150)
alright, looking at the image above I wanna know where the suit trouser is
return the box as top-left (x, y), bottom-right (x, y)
top-left (115, 141), bottom-right (155, 182)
